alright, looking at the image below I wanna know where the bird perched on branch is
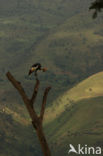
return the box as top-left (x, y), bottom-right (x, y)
top-left (28, 63), bottom-right (47, 76)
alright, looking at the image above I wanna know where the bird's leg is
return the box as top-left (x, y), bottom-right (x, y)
top-left (35, 71), bottom-right (37, 77)
top-left (35, 71), bottom-right (39, 80)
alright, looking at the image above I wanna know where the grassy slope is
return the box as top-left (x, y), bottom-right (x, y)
top-left (2, 12), bottom-right (103, 110)
top-left (0, 0), bottom-right (89, 73)
top-left (1, 0), bottom-right (103, 108)
top-left (44, 72), bottom-right (103, 155)
top-left (0, 0), bottom-right (103, 155)
top-left (45, 72), bottom-right (103, 123)
top-left (0, 111), bottom-right (42, 156)
top-left (31, 12), bottom-right (103, 85)
top-left (47, 96), bottom-right (103, 156)
top-left (0, 0), bottom-right (92, 106)
top-left (0, 72), bottom-right (103, 155)
top-left (19, 12), bottom-right (103, 107)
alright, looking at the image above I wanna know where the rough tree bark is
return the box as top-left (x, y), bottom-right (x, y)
top-left (6, 72), bottom-right (51, 156)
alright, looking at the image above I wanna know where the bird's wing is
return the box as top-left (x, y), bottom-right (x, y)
top-left (32, 63), bottom-right (41, 68)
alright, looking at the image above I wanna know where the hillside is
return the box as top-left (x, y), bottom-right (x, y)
top-left (45, 71), bottom-right (103, 123)
top-left (0, 0), bottom-right (95, 107)
top-left (2, 11), bottom-right (103, 108)
top-left (46, 96), bottom-right (103, 156)
top-left (0, 72), bottom-right (103, 156)
top-left (30, 12), bottom-right (103, 89)
top-left (44, 72), bottom-right (103, 155)
top-left (0, 0), bottom-right (103, 155)
top-left (0, 109), bottom-right (42, 156)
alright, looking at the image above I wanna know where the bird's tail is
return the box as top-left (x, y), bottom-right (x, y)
top-left (28, 69), bottom-right (32, 75)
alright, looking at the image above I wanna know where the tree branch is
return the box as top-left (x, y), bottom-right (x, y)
top-left (30, 78), bottom-right (40, 107)
top-left (6, 72), bottom-right (38, 122)
top-left (6, 71), bottom-right (52, 156)
top-left (40, 87), bottom-right (51, 122)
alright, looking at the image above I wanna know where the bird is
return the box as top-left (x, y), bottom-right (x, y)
top-left (28, 63), bottom-right (47, 76)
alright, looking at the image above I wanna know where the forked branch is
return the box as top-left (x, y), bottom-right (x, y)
top-left (6, 72), bottom-right (38, 121)
top-left (30, 78), bottom-right (40, 107)
top-left (40, 87), bottom-right (51, 122)
top-left (6, 71), bottom-right (52, 156)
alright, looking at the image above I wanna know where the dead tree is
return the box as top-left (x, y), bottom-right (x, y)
top-left (6, 72), bottom-right (51, 156)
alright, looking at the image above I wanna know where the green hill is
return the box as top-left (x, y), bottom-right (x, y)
top-left (46, 96), bottom-right (103, 156)
top-left (45, 71), bottom-right (103, 123)
top-left (1, 12), bottom-right (103, 108)
top-left (0, 110), bottom-right (42, 156)
top-left (30, 12), bottom-right (103, 87)
top-left (44, 72), bottom-right (103, 155)
top-left (0, 0), bottom-right (103, 155)
top-left (0, 70), bottom-right (103, 156)
top-left (0, 0), bottom-right (101, 106)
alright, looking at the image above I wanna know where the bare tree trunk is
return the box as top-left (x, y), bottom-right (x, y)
top-left (32, 121), bottom-right (51, 156)
top-left (6, 72), bottom-right (52, 156)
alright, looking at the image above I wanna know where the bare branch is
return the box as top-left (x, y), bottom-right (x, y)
top-left (30, 78), bottom-right (40, 107)
top-left (6, 71), bottom-right (52, 156)
top-left (6, 72), bottom-right (38, 122)
top-left (40, 86), bottom-right (51, 122)
top-left (6, 72), bottom-right (28, 99)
